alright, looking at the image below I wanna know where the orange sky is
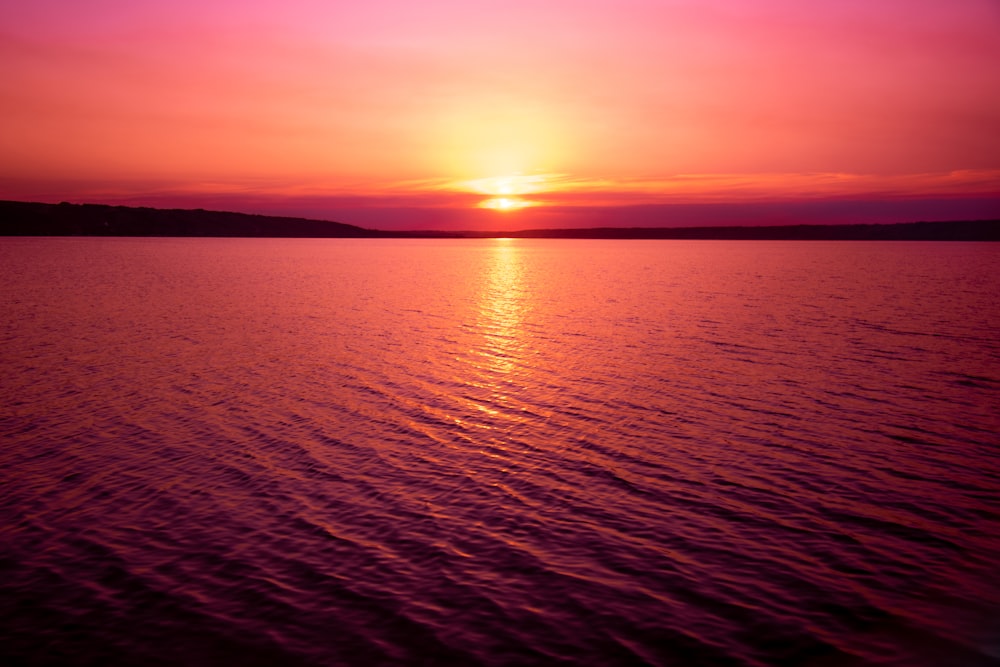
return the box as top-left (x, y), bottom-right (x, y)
top-left (2, 0), bottom-right (999, 229)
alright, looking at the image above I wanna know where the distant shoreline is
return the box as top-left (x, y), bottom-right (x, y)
top-left (2, 200), bottom-right (998, 241)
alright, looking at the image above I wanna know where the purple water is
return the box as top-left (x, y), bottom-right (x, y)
top-left (2, 237), bottom-right (999, 666)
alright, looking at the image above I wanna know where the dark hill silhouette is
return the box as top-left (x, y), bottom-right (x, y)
top-left (0, 200), bottom-right (377, 238)
top-left (2, 200), bottom-right (997, 240)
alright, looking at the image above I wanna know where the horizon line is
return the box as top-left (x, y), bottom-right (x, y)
top-left (2, 199), bottom-right (998, 241)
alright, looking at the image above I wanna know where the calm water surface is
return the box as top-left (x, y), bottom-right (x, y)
top-left (2, 238), bottom-right (999, 666)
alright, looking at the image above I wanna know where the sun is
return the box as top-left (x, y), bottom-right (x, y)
top-left (481, 196), bottom-right (532, 211)
top-left (465, 174), bottom-right (548, 211)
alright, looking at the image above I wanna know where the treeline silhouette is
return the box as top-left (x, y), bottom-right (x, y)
top-left (2, 200), bottom-right (997, 240)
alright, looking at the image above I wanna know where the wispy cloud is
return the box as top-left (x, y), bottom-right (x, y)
top-left (7, 170), bottom-right (997, 214)
top-left (420, 170), bottom-right (1000, 206)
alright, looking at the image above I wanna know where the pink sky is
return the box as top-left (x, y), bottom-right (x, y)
top-left (2, 0), bottom-right (999, 230)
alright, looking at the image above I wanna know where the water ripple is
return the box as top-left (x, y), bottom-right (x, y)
top-left (2, 238), bottom-right (999, 666)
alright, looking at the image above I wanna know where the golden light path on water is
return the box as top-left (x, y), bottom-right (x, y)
top-left (477, 239), bottom-right (525, 394)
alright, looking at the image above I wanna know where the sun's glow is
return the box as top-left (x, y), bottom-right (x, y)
top-left (430, 98), bottom-right (568, 180)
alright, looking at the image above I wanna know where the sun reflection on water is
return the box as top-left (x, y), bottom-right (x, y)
top-left (477, 239), bottom-right (526, 379)
top-left (464, 238), bottom-right (537, 435)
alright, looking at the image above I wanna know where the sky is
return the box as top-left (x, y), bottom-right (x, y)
top-left (1, 0), bottom-right (999, 230)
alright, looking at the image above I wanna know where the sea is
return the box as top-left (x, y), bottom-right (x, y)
top-left (2, 237), bottom-right (999, 667)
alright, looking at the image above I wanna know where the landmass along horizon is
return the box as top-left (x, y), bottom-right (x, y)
top-left (3, 199), bottom-right (998, 241)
